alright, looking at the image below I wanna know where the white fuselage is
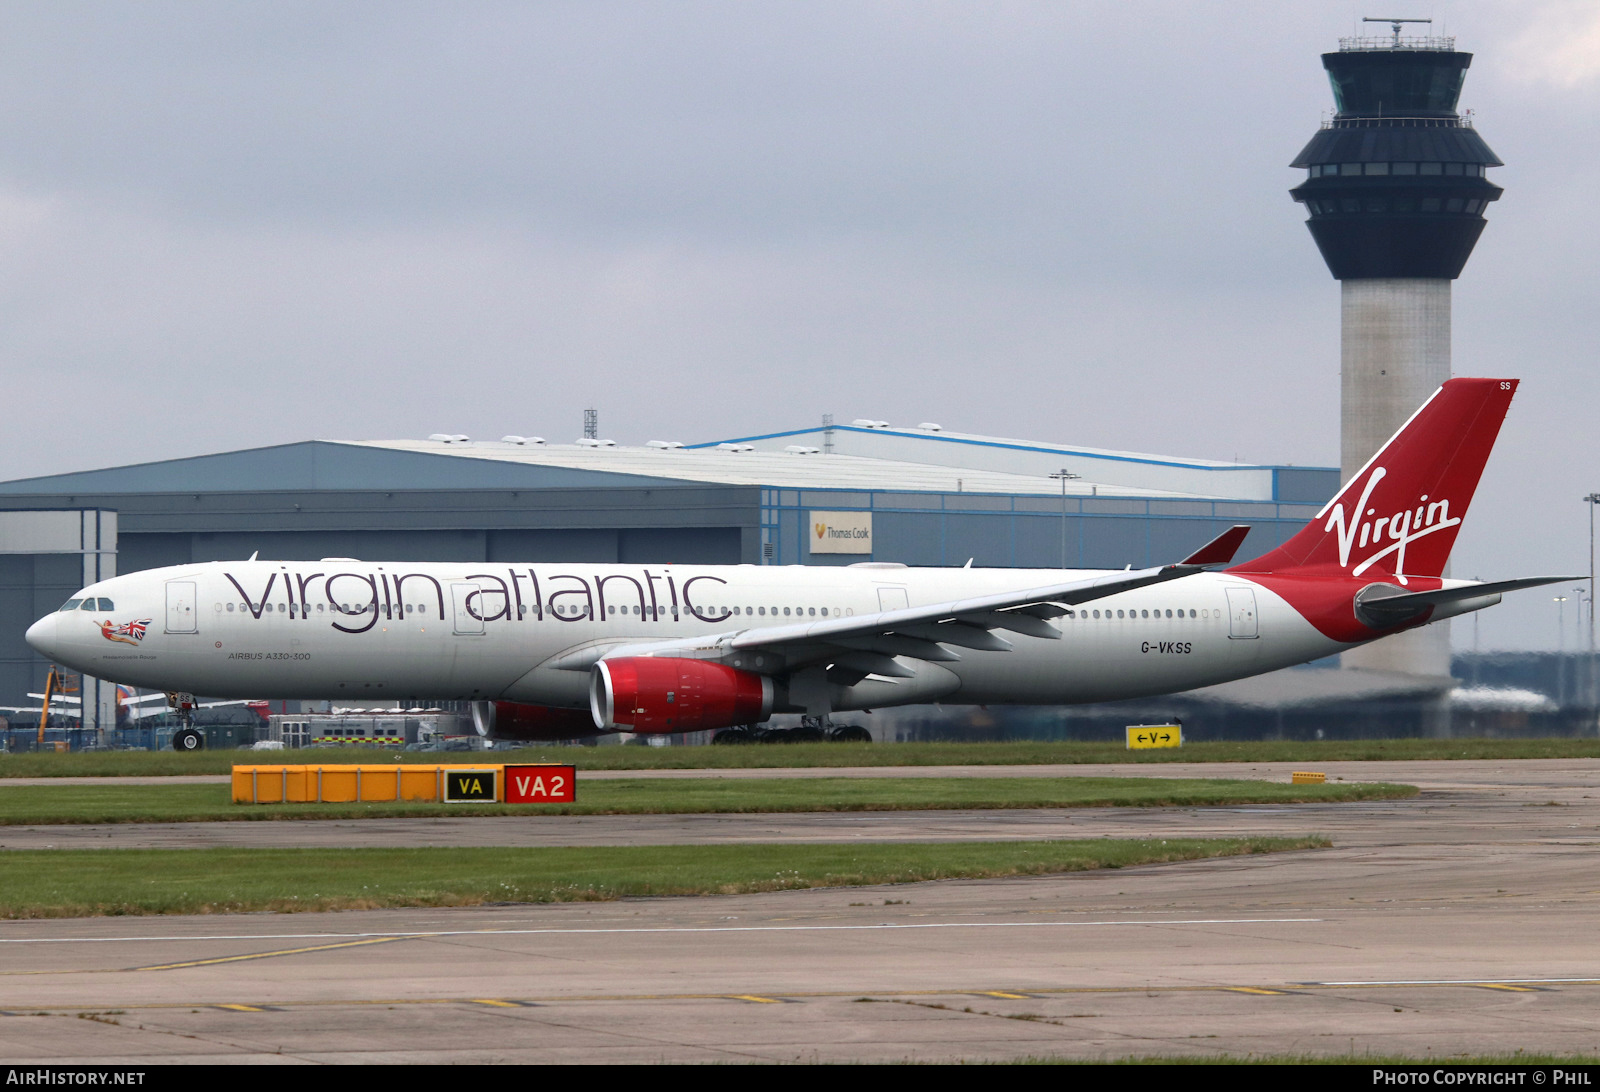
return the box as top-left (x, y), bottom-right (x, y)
top-left (28, 560), bottom-right (1355, 712)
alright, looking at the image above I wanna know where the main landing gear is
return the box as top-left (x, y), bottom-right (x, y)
top-left (712, 716), bottom-right (872, 745)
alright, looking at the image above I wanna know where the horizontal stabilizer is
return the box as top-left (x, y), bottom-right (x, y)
top-left (1180, 526), bottom-right (1250, 566)
top-left (1358, 576), bottom-right (1581, 624)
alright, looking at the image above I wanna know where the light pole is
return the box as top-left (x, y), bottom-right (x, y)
top-left (1555, 596), bottom-right (1569, 708)
top-left (1584, 494), bottom-right (1600, 720)
top-left (1049, 469), bottom-right (1080, 569)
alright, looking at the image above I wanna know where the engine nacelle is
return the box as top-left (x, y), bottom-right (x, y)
top-left (470, 701), bottom-right (604, 742)
top-left (591, 657), bottom-right (774, 733)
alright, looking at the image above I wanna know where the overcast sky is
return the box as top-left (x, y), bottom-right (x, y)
top-left (0, 1), bottom-right (1594, 649)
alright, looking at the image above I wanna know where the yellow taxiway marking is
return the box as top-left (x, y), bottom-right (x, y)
top-left (135, 936), bottom-right (404, 972)
top-left (215, 1003), bottom-right (267, 1012)
top-left (978, 991), bottom-right (1032, 1000)
top-left (471, 999), bottom-right (522, 1008)
top-left (18, 978), bottom-right (1598, 1016)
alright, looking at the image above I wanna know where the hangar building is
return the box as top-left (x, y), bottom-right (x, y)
top-left (0, 421), bottom-right (1337, 730)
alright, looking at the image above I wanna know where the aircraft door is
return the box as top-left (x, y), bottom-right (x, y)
top-left (1225, 587), bottom-right (1259, 639)
top-left (451, 583), bottom-right (485, 635)
top-left (877, 586), bottom-right (909, 612)
top-left (164, 581), bottom-right (198, 634)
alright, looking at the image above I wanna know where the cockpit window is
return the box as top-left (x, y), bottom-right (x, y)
top-left (97, 598), bottom-right (114, 611)
top-left (59, 599), bottom-right (82, 612)
top-left (80, 599), bottom-right (98, 611)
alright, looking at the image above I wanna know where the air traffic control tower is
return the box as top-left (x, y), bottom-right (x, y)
top-left (1290, 17), bottom-right (1503, 686)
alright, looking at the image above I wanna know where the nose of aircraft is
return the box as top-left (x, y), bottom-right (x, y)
top-left (25, 612), bottom-right (63, 662)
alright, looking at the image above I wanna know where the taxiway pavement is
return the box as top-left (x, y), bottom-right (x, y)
top-left (1, 759), bottom-right (1596, 1062)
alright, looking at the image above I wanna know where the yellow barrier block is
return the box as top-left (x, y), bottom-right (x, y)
top-left (399, 766), bottom-right (441, 802)
top-left (1291, 771), bottom-right (1326, 784)
top-left (235, 763), bottom-right (577, 805)
top-left (234, 764), bottom-right (496, 804)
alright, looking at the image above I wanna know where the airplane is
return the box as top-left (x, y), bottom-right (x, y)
top-left (23, 378), bottom-right (1571, 745)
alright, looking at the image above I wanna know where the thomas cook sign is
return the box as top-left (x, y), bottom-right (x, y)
top-left (810, 511), bottom-right (872, 555)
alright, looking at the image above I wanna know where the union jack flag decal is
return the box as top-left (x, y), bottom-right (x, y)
top-left (100, 618), bottom-right (152, 646)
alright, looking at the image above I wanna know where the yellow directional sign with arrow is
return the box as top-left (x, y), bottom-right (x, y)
top-left (1126, 724), bottom-right (1182, 750)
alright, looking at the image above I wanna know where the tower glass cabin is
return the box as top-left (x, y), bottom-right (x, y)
top-left (1289, 36), bottom-right (1503, 280)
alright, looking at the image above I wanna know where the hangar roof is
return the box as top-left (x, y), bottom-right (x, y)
top-left (342, 439), bottom-right (1203, 498)
top-left (0, 428), bottom-right (1336, 505)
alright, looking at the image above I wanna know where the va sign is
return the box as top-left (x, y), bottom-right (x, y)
top-left (810, 511), bottom-right (872, 555)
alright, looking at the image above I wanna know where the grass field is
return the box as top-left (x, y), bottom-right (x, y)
top-left (0, 837), bottom-right (1324, 917)
top-left (2, 737), bottom-right (1594, 778)
top-left (0, 776), bottom-right (1416, 824)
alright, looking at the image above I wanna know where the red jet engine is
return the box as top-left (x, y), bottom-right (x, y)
top-left (591, 657), bottom-right (774, 733)
top-left (470, 701), bottom-right (603, 742)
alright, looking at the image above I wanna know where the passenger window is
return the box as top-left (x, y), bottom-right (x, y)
top-left (226, 603), bottom-right (235, 612)
top-left (759, 607), bottom-right (766, 615)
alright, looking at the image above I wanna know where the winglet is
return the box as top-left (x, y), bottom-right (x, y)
top-left (1180, 525), bottom-right (1251, 566)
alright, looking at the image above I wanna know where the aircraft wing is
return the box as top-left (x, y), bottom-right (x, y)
top-left (1180, 525), bottom-right (1250, 566)
top-left (566, 563), bottom-right (1202, 680)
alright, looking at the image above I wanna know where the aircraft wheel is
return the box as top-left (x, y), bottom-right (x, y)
top-left (828, 725), bottom-right (872, 743)
top-left (712, 728), bottom-right (753, 745)
top-left (172, 728), bottom-right (205, 752)
top-left (785, 726), bottom-right (826, 743)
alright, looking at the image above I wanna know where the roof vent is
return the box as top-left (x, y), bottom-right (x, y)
top-left (917, 422), bottom-right (942, 431)
top-left (574, 437), bottom-right (616, 448)
top-left (716, 442), bottom-right (755, 453)
top-left (851, 418), bottom-right (890, 429)
top-left (501, 435), bottom-right (526, 445)
top-left (783, 445), bottom-right (821, 454)
top-left (428, 433), bottom-right (470, 443)
top-left (645, 440), bottom-right (685, 450)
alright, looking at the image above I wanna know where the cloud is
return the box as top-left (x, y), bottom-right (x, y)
top-left (1502, 0), bottom-right (1600, 88)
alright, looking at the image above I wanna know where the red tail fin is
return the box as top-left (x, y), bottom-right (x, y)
top-left (1232, 378), bottom-right (1517, 583)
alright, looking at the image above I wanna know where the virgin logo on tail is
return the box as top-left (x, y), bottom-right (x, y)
top-left (1324, 467), bottom-right (1462, 584)
top-left (1229, 378), bottom-right (1517, 582)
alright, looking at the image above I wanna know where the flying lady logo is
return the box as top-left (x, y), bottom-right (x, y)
top-left (99, 618), bottom-right (152, 646)
top-left (1323, 467), bottom-right (1461, 584)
